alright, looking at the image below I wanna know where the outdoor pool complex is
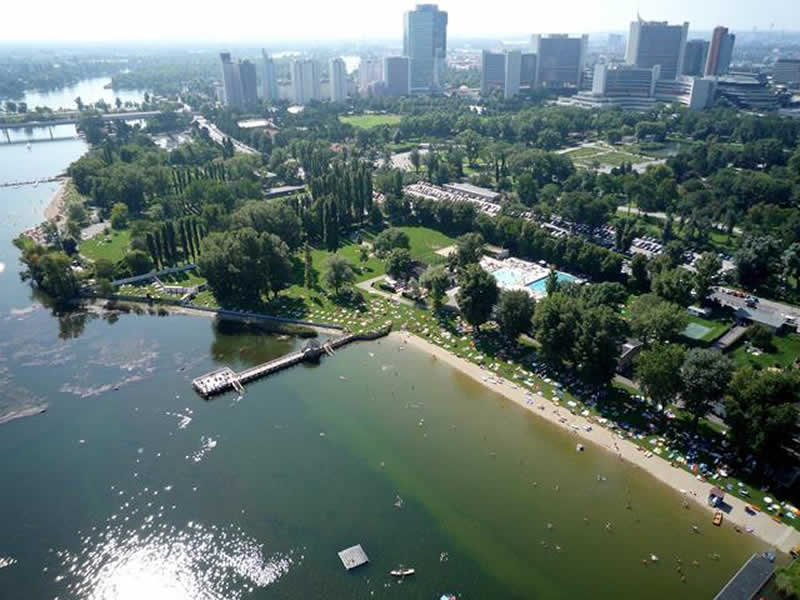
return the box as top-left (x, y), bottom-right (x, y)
top-left (491, 267), bottom-right (579, 295)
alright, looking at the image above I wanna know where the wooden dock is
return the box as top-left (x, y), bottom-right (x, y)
top-left (191, 326), bottom-right (391, 397)
top-left (713, 553), bottom-right (775, 600)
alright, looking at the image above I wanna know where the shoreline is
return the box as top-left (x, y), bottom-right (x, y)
top-left (390, 330), bottom-right (800, 554)
top-left (44, 177), bottom-right (68, 223)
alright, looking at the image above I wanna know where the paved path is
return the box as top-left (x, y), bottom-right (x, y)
top-left (713, 287), bottom-right (800, 324)
top-left (356, 274), bottom-right (415, 306)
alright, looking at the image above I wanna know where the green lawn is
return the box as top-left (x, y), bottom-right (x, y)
top-left (339, 114), bottom-right (403, 129)
top-left (732, 333), bottom-right (800, 369)
top-left (80, 228), bottom-right (130, 263)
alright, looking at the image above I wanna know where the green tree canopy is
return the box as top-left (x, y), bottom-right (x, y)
top-left (420, 265), bottom-right (450, 311)
top-left (456, 264), bottom-right (499, 332)
top-left (680, 349), bottom-right (734, 424)
top-left (324, 254), bottom-right (356, 296)
top-left (628, 294), bottom-right (688, 344)
top-left (634, 343), bottom-right (686, 405)
top-left (496, 290), bottom-right (535, 340)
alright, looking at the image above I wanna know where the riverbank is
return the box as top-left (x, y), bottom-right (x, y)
top-left (44, 177), bottom-right (67, 223)
top-left (392, 330), bottom-right (800, 554)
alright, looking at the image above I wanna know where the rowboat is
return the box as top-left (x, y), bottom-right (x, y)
top-left (390, 568), bottom-right (415, 577)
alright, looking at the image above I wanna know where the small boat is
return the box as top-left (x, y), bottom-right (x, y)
top-left (713, 511), bottom-right (723, 526)
top-left (390, 568), bottom-right (415, 577)
top-left (650, 554), bottom-right (659, 562)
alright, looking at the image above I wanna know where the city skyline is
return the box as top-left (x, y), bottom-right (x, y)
top-left (3, 0), bottom-right (799, 43)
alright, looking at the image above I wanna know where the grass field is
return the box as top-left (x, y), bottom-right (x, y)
top-left (339, 114), bottom-right (403, 129)
top-left (80, 228), bottom-right (130, 263)
top-left (732, 333), bottom-right (800, 369)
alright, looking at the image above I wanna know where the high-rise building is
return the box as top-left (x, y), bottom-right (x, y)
top-left (608, 33), bottom-right (626, 54)
top-left (239, 60), bottom-right (258, 106)
top-left (403, 4), bottom-right (448, 93)
top-left (705, 26), bottom-right (735, 76)
top-left (683, 40), bottom-right (709, 76)
top-left (520, 53), bottom-right (538, 87)
top-left (291, 59), bottom-right (321, 104)
top-left (625, 18), bottom-right (689, 80)
top-left (504, 51), bottom-right (522, 99)
top-left (774, 59), bottom-right (800, 84)
top-left (480, 50), bottom-right (506, 95)
top-left (329, 57), bottom-right (348, 102)
top-left (531, 34), bottom-right (588, 87)
top-left (219, 52), bottom-right (243, 108)
top-left (261, 50), bottom-right (278, 102)
top-left (383, 56), bottom-right (410, 96)
top-left (592, 63), bottom-right (660, 97)
top-left (359, 58), bottom-right (384, 94)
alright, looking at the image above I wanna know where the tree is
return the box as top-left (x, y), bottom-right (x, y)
top-left (456, 264), bottom-right (499, 332)
top-left (694, 252), bottom-right (722, 304)
top-left (651, 267), bottom-right (694, 307)
top-left (359, 244), bottom-right (369, 263)
top-left (110, 202), bottom-right (129, 229)
top-left (725, 368), bottom-right (799, 462)
top-left (545, 269), bottom-right (560, 296)
top-left (628, 294), bottom-right (688, 344)
top-left (409, 148), bottom-right (421, 173)
top-left (735, 235), bottom-right (781, 290)
top-left (574, 305), bottom-right (627, 384)
top-left (124, 250), bottom-right (154, 276)
top-left (451, 232), bottom-right (484, 269)
top-left (681, 349), bottom-right (733, 425)
top-left (385, 248), bottom-right (413, 281)
top-left (496, 290), bottom-right (535, 340)
top-left (96, 278), bottom-right (114, 296)
top-left (783, 243), bottom-right (800, 288)
top-left (532, 293), bottom-right (581, 365)
top-left (634, 344), bottom-right (686, 405)
top-left (232, 200), bottom-right (303, 251)
top-left (39, 251), bottom-right (79, 301)
top-left (373, 228), bottom-right (410, 257)
top-left (94, 258), bottom-right (115, 281)
top-left (629, 253), bottom-right (650, 294)
top-left (304, 242), bottom-right (314, 288)
top-left (324, 255), bottom-right (356, 296)
top-left (420, 265), bottom-right (450, 311)
top-left (747, 324), bottom-right (774, 352)
top-left (516, 172), bottom-right (538, 206)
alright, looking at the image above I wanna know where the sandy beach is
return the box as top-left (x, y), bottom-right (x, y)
top-left (44, 178), bottom-right (68, 223)
top-left (392, 330), bottom-right (800, 553)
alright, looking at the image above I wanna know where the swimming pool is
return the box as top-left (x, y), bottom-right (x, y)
top-left (527, 271), bottom-right (579, 296)
top-left (491, 267), bottom-right (528, 287)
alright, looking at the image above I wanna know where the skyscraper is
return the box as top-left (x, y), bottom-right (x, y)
top-left (329, 57), bottom-right (348, 102)
top-left (262, 50), bottom-right (278, 102)
top-left (291, 59), bottom-right (321, 104)
top-left (625, 18), bottom-right (689, 80)
top-left (359, 58), bottom-right (384, 94)
top-left (503, 51), bottom-right (522, 99)
top-left (705, 26), bottom-right (735, 76)
top-left (683, 39), bottom-right (709, 76)
top-left (520, 53), bottom-right (538, 88)
top-left (480, 50), bottom-right (506, 95)
top-left (403, 4), bottom-right (448, 93)
top-left (219, 52), bottom-right (243, 108)
top-left (239, 60), bottom-right (258, 107)
top-left (383, 56), bottom-right (410, 96)
top-left (531, 34), bottom-right (588, 87)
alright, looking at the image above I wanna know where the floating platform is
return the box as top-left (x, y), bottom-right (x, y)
top-left (713, 553), bottom-right (775, 600)
top-left (338, 544), bottom-right (369, 570)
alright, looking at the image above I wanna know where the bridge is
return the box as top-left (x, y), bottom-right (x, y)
top-left (0, 111), bottom-right (164, 131)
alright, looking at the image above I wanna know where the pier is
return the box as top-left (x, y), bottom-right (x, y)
top-left (191, 326), bottom-right (391, 397)
top-left (713, 553), bottom-right (775, 600)
top-left (0, 176), bottom-right (63, 188)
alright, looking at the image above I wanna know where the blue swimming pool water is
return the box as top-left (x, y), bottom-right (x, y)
top-left (527, 271), bottom-right (579, 295)
top-left (492, 267), bottom-right (526, 287)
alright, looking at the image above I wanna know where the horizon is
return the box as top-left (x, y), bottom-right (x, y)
top-left (4, 0), bottom-right (799, 44)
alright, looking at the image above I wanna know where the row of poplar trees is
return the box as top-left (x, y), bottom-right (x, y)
top-left (144, 218), bottom-right (206, 268)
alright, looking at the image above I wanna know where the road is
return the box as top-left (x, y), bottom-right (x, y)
top-left (713, 287), bottom-right (800, 323)
top-left (192, 116), bottom-right (258, 155)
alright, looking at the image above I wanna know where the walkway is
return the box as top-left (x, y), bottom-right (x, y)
top-left (356, 275), bottom-right (416, 306)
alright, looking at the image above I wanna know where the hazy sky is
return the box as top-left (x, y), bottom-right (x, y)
top-left (5, 0), bottom-right (798, 42)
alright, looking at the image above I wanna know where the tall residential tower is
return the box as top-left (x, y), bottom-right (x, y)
top-left (219, 52), bottom-right (243, 108)
top-left (705, 26), bottom-right (735, 76)
top-left (261, 50), bottom-right (278, 102)
top-left (531, 34), bottom-right (589, 87)
top-left (329, 57), bottom-right (348, 102)
top-left (403, 4), bottom-right (448, 93)
top-left (291, 59), bottom-right (321, 104)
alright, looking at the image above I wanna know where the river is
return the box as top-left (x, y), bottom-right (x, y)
top-left (0, 87), bottom-right (780, 599)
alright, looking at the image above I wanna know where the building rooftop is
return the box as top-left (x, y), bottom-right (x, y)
top-left (735, 307), bottom-right (786, 329)
top-left (442, 182), bottom-right (501, 201)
